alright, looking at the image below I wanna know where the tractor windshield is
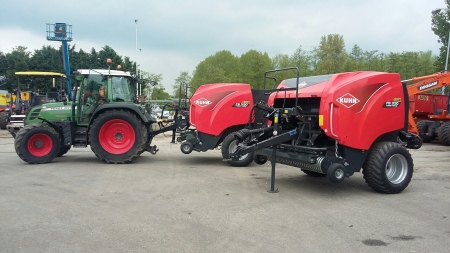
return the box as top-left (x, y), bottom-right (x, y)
top-left (83, 72), bottom-right (107, 100)
top-left (111, 76), bottom-right (133, 102)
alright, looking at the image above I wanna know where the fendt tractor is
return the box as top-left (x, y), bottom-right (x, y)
top-left (207, 67), bottom-right (419, 194)
top-left (12, 59), bottom-right (186, 164)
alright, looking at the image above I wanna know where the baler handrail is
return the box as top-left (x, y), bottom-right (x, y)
top-left (263, 67), bottom-right (299, 108)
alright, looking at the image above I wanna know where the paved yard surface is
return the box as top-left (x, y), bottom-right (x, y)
top-left (0, 129), bottom-right (449, 253)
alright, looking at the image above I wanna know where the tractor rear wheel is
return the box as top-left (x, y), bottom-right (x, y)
top-left (438, 121), bottom-right (450, 146)
top-left (14, 123), bottom-right (60, 164)
top-left (89, 109), bottom-right (147, 164)
top-left (221, 132), bottom-right (253, 167)
top-left (0, 110), bottom-right (8, 129)
top-left (362, 142), bottom-right (413, 194)
top-left (416, 121), bottom-right (435, 143)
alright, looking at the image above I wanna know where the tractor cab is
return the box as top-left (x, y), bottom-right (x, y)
top-left (76, 69), bottom-right (137, 124)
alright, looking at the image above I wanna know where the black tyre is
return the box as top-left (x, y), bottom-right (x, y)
top-left (0, 110), bottom-right (8, 129)
top-left (327, 163), bottom-right (346, 183)
top-left (221, 132), bottom-right (253, 167)
top-left (57, 145), bottom-right (71, 157)
top-left (180, 141), bottom-right (193, 154)
top-left (253, 154), bottom-right (268, 165)
top-left (14, 123), bottom-right (60, 164)
top-left (416, 121), bottom-right (435, 143)
top-left (301, 169), bottom-right (326, 177)
top-left (438, 121), bottom-right (450, 146)
top-left (89, 109), bottom-right (147, 164)
top-left (362, 142), bottom-right (414, 194)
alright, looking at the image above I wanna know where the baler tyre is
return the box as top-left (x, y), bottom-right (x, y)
top-left (0, 110), bottom-right (7, 129)
top-left (180, 141), bottom-right (193, 154)
top-left (327, 163), bottom-right (346, 183)
top-left (57, 145), bottom-right (71, 157)
top-left (362, 142), bottom-right (413, 194)
top-left (437, 121), bottom-right (450, 146)
top-left (221, 132), bottom-right (253, 167)
top-left (14, 123), bottom-right (60, 164)
top-left (253, 154), bottom-right (268, 165)
top-left (89, 109), bottom-right (147, 164)
top-left (416, 121), bottom-right (435, 143)
top-left (301, 169), bottom-right (326, 177)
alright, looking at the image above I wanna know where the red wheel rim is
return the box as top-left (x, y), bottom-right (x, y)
top-left (27, 133), bottom-right (53, 157)
top-left (99, 119), bottom-right (135, 154)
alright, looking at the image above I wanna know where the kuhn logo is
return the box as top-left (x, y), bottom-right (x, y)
top-left (418, 81), bottom-right (438, 91)
top-left (336, 93), bottom-right (360, 108)
top-left (194, 98), bottom-right (212, 107)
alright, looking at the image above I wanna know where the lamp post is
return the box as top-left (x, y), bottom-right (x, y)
top-left (432, 8), bottom-right (449, 95)
top-left (139, 48), bottom-right (142, 96)
top-left (135, 19), bottom-right (138, 74)
top-left (135, 19), bottom-right (138, 97)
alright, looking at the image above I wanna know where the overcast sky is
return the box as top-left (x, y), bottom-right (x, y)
top-left (0, 0), bottom-right (446, 93)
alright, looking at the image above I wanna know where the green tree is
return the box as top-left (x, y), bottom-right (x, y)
top-left (140, 72), bottom-right (163, 99)
top-left (29, 45), bottom-right (61, 71)
top-left (346, 44), bottom-right (364, 71)
top-left (190, 50), bottom-right (240, 89)
top-left (290, 46), bottom-right (313, 77)
top-left (172, 71), bottom-right (192, 98)
top-left (270, 53), bottom-right (296, 82)
top-left (0, 51), bottom-right (7, 75)
top-left (98, 45), bottom-right (123, 69)
top-left (316, 34), bottom-right (348, 74)
top-left (239, 50), bottom-right (272, 89)
top-left (151, 85), bottom-right (171, 100)
top-left (431, 2), bottom-right (450, 71)
top-left (121, 56), bottom-right (134, 72)
top-left (5, 46), bottom-right (31, 91)
top-left (88, 48), bottom-right (101, 68)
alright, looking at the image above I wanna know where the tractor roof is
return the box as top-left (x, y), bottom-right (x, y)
top-left (77, 69), bottom-right (133, 77)
top-left (14, 71), bottom-right (66, 78)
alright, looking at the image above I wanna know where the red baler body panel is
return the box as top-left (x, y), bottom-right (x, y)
top-left (409, 94), bottom-right (448, 118)
top-left (189, 83), bottom-right (254, 136)
top-left (269, 72), bottom-right (406, 150)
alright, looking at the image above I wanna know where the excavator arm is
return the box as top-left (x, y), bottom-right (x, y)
top-left (404, 71), bottom-right (450, 135)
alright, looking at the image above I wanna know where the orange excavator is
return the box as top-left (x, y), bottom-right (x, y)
top-left (404, 71), bottom-right (450, 145)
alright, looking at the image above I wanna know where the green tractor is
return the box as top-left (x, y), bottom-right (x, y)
top-left (12, 60), bottom-right (184, 164)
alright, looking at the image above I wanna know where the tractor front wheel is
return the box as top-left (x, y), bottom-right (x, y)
top-left (14, 123), bottom-right (60, 164)
top-left (362, 142), bottom-right (413, 194)
top-left (221, 132), bottom-right (253, 167)
top-left (0, 111), bottom-right (8, 130)
top-left (438, 121), bottom-right (450, 146)
top-left (89, 109), bottom-right (147, 164)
